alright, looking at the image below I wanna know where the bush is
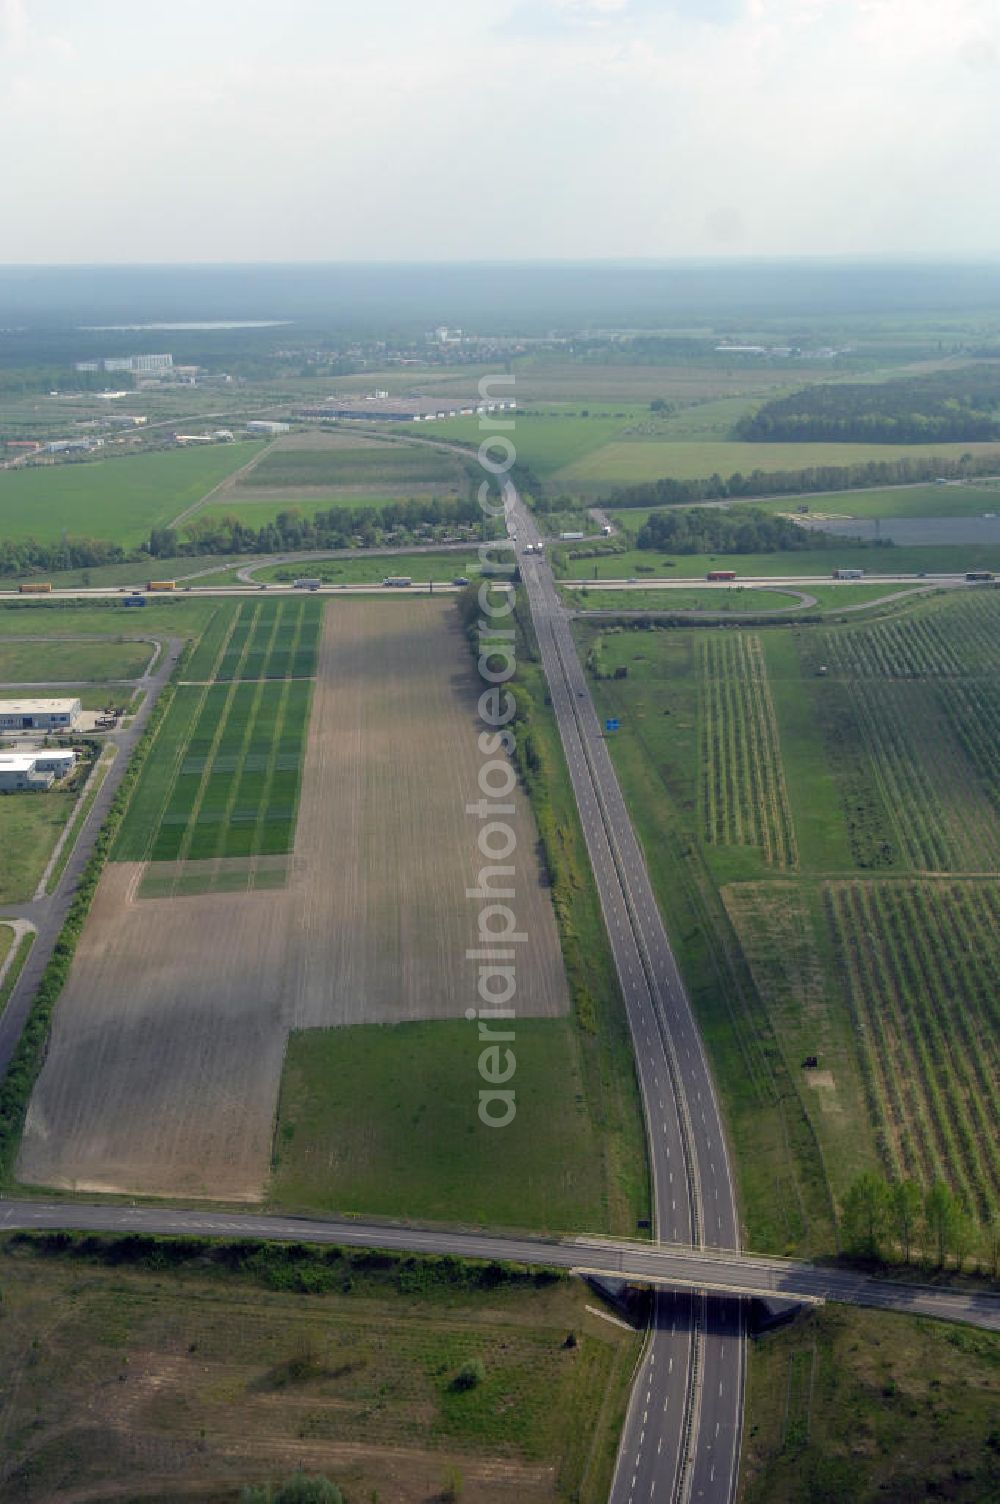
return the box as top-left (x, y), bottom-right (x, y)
top-left (452, 1358), bottom-right (486, 1391)
top-left (241, 1472), bottom-right (343, 1504)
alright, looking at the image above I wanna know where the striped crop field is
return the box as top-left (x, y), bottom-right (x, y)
top-left (808, 590), bottom-right (1000, 872)
top-left (698, 633), bottom-right (797, 868)
top-left (114, 678), bottom-right (312, 864)
top-left (825, 879), bottom-right (1000, 1223)
top-left (183, 596), bottom-right (322, 683)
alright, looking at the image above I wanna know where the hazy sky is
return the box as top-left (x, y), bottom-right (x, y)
top-left (3, 0), bottom-right (998, 263)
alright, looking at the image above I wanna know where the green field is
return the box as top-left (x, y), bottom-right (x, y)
top-left (737, 480), bottom-right (1000, 520)
top-left (0, 1233), bottom-right (637, 1504)
top-left (564, 586), bottom-right (809, 614)
top-left (743, 1304), bottom-right (1000, 1504)
top-left (0, 792), bottom-right (78, 903)
top-left (578, 587), bottom-right (1000, 1255)
top-left (114, 600), bottom-right (320, 865)
top-left (272, 1020), bottom-right (608, 1231)
top-left (0, 638), bottom-right (153, 683)
top-left (555, 439), bottom-right (1000, 496)
top-left (0, 443), bottom-right (261, 545)
top-left (250, 549), bottom-right (487, 585)
top-left (399, 407), bottom-right (638, 476)
top-left (195, 493), bottom-right (434, 526)
top-left (560, 543), bottom-right (1000, 580)
top-left (0, 599), bottom-right (220, 637)
top-left (240, 442), bottom-right (464, 490)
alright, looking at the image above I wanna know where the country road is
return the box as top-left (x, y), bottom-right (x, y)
top-left (1, 1200), bottom-right (996, 1333)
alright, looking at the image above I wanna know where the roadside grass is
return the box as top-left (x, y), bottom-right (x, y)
top-left (0, 792), bottom-right (79, 903)
top-left (0, 1234), bottom-right (638, 1504)
top-left (1, 552), bottom-right (253, 590)
top-left (45, 745), bottom-right (117, 895)
top-left (0, 638), bottom-right (153, 683)
top-left (0, 924), bottom-right (12, 970)
top-left (560, 543), bottom-right (1000, 580)
top-left (0, 599), bottom-right (221, 637)
top-left (742, 1304), bottom-right (1000, 1504)
top-left (563, 586), bottom-right (808, 614)
top-left (0, 443), bottom-right (262, 546)
top-left (553, 438), bottom-right (1000, 496)
top-left (0, 931), bottom-right (33, 1018)
top-left (250, 549), bottom-right (486, 585)
top-left (271, 1019), bottom-right (609, 1233)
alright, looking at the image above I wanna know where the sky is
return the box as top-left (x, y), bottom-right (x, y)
top-left (2, 0), bottom-right (999, 263)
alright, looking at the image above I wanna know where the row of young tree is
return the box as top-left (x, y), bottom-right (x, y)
top-left (635, 506), bottom-right (838, 555)
top-left (0, 496), bottom-right (485, 579)
top-left (605, 450), bottom-right (1000, 510)
top-left (736, 365), bottom-right (1000, 444)
top-left (840, 1171), bottom-right (1000, 1275)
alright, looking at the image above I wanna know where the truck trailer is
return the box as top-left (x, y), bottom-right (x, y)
top-left (707, 570), bottom-right (738, 582)
top-left (146, 580), bottom-right (177, 592)
top-left (18, 582), bottom-right (52, 594)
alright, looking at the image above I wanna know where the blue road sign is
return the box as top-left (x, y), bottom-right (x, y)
top-left (605, 718), bottom-right (620, 732)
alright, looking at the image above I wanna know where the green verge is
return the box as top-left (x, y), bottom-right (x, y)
top-left (0, 648), bottom-right (188, 1185)
top-left (0, 932), bottom-right (33, 1019)
top-left (577, 623), bottom-right (839, 1256)
top-left (2, 1231), bottom-right (639, 1504)
top-left (45, 747), bottom-right (117, 895)
top-left (742, 1304), bottom-right (1000, 1504)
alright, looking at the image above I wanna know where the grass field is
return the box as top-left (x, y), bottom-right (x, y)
top-left (743, 1304), bottom-right (1000, 1504)
top-left (398, 408), bottom-right (638, 476)
top-left (554, 438), bottom-right (1000, 497)
top-left (0, 792), bottom-right (78, 903)
top-left (0, 598), bottom-right (221, 636)
top-left (2, 552), bottom-right (251, 591)
top-left (195, 493), bottom-right (434, 526)
top-left (273, 1020), bottom-right (607, 1231)
top-left (0, 637), bottom-right (153, 682)
top-left (0, 443), bottom-right (261, 545)
top-left (737, 479), bottom-right (1000, 520)
top-left (251, 549), bottom-right (487, 585)
top-left (564, 585), bottom-right (808, 613)
top-left (577, 585), bottom-right (1000, 1255)
top-left (238, 441), bottom-right (464, 491)
top-left (560, 542), bottom-right (1000, 579)
top-left (0, 923), bottom-right (12, 971)
top-left (0, 1234), bottom-right (638, 1504)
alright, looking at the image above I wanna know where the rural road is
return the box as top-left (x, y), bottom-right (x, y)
top-left (1, 1199), bottom-right (996, 1333)
top-left (507, 491), bottom-right (744, 1504)
top-left (0, 636), bottom-right (185, 1076)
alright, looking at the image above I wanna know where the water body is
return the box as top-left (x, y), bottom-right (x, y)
top-left (79, 321), bottom-right (290, 331)
top-left (807, 516), bottom-right (1000, 545)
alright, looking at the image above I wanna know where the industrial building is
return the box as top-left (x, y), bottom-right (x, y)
top-left (0, 698), bottom-right (82, 732)
top-left (246, 420), bottom-right (291, 436)
top-left (0, 749), bottom-right (75, 791)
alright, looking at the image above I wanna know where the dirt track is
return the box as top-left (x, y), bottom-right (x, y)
top-left (18, 599), bottom-right (568, 1201)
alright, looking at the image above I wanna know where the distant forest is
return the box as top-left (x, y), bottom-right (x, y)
top-left (736, 363), bottom-right (1000, 443)
top-left (636, 508), bottom-right (833, 555)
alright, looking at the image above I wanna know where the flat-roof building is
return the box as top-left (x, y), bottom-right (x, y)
top-left (0, 755), bottom-right (54, 791)
top-left (0, 697), bottom-right (82, 731)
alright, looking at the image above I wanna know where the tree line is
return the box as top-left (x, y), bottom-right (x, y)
top-left (0, 495), bottom-right (485, 579)
top-left (604, 450), bottom-right (1000, 510)
top-left (736, 364), bottom-right (1000, 444)
top-left (841, 1171), bottom-right (1000, 1275)
top-left (636, 507), bottom-right (837, 555)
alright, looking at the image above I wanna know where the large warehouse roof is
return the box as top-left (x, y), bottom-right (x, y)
top-left (0, 698), bottom-right (81, 715)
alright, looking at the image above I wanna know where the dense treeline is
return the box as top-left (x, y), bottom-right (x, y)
top-left (153, 494), bottom-right (483, 557)
top-left (737, 364), bottom-right (1000, 443)
top-left (636, 506), bottom-right (832, 555)
top-left (0, 496), bottom-right (485, 578)
top-left (606, 450), bottom-right (1000, 510)
top-left (840, 1171), bottom-right (1000, 1275)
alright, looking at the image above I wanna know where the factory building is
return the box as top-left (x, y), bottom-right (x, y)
top-left (246, 420), bottom-right (291, 436)
top-left (0, 698), bottom-right (82, 732)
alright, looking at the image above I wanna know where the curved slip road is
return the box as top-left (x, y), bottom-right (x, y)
top-left (506, 491), bottom-right (744, 1504)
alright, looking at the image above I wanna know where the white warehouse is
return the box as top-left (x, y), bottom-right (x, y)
top-left (0, 698), bottom-right (82, 732)
top-left (0, 748), bottom-right (76, 791)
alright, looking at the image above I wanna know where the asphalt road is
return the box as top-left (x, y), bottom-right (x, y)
top-left (1, 1199), bottom-right (996, 1332)
top-left (506, 495), bottom-right (744, 1504)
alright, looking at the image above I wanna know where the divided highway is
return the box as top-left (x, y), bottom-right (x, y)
top-left (505, 490), bottom-right (744, 1504)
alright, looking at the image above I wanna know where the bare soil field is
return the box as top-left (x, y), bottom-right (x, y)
top-left (18, 599), bottom-right (568, 1201)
